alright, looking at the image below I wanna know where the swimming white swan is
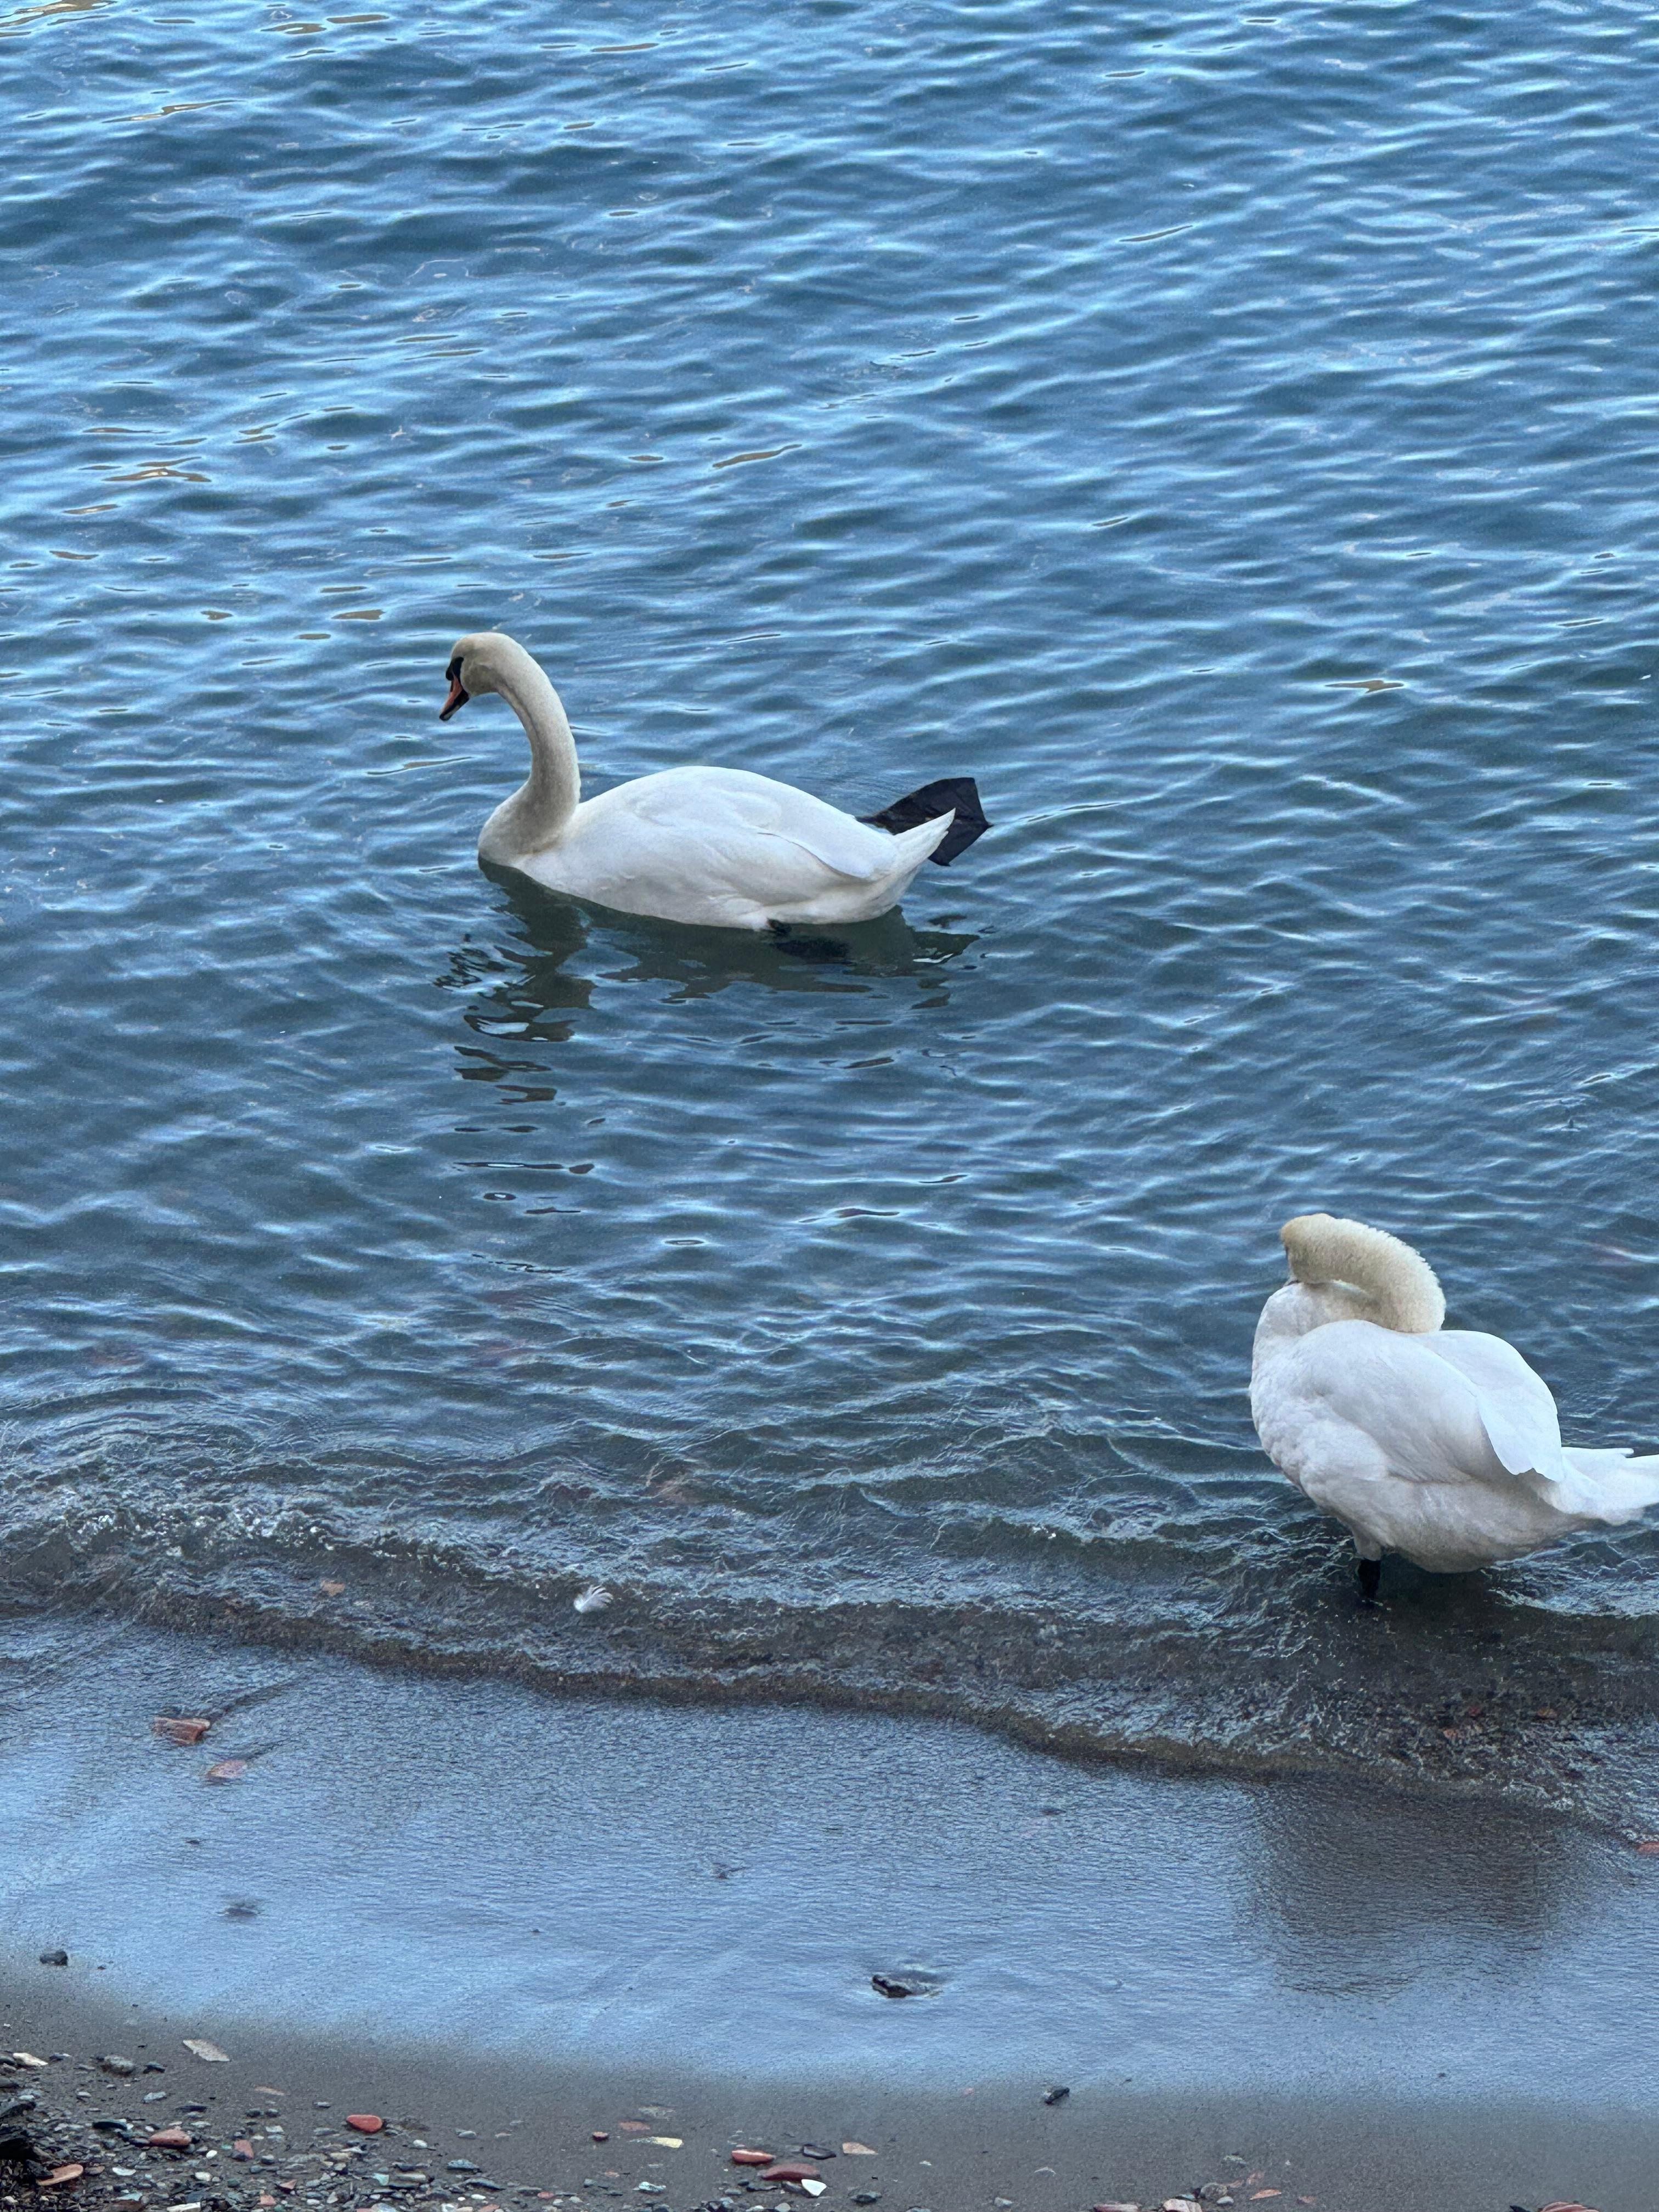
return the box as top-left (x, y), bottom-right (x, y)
top-left (1249, 1212), bottom-right (1659, 1591)
top-left (439, 632), bottom-right (990, 930)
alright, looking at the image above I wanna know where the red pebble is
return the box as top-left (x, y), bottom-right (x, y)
top-left (730, 2151), bottom-right (774, 2167)
top-left (760, 2166), bottom-right (820, 2186)
top-left (233, 2141), bottom-right (255, 2161)
top-left (152, 1718), bottom-right (211, 1746)
top-left (146, 2130), bottom-right (191, 2151)
top-left (346, 2115), bottom-right (384, 2134)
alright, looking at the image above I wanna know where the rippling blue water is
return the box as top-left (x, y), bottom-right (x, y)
top-left (7, 0), bottom-right (1659, 1816)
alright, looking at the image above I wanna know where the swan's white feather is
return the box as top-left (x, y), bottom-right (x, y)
top-left (1412, 1329), bottom-right (1566, 1487)
top-left (522, 766), bottom-right (951, 928)
top-left (1250, 1215), bottom-right (1659, 1571)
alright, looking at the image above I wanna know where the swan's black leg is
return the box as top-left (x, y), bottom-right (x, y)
top-left (1357, 1556), bottom-right (1381, 1604)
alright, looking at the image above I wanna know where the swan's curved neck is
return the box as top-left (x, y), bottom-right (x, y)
top-left (1281, 1214), bottom-right (1445, 1334)
top-left (479, 648), bottom-right (579, 862)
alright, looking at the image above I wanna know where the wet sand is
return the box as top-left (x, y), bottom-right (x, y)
top-left (0, 1978), bottom-right (1640, 2212)
top-left (0, 1615), bottom-right (1651, 2211)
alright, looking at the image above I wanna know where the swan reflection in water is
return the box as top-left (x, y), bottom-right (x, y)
top-left (437, 870), bottom-right (980, 1079)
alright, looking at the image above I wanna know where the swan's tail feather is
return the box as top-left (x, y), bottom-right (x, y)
top-left (861, 776), bottom-right (990, 866)
top-left (1561, 1444), bottom-right (1659, 1522)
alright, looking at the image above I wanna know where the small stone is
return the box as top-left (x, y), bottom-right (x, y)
top-left (181, 2041), bottom-right (229, 2064)
top-left (1041, 2086), bottom-right (1069, 2107)
top-left (730, 2154), bottom-right (773, 2169)
top-left (37, 1951), bottom-right (68, 1969)
top-left (448, 2164), bottom-right (482, 2175)
top-left (758, 2170), bottom-right (819, 2187)
top-left (849, 2197), bottom-right (882, 2206)
top-left (148, 2129), bottom-right (192, 2151)
top-left (101, 2058), bottom-right (137, 2078)
top-left (348, 2119), bottom-right (386, 2137)
top-left (591, 2136), bottom-right (609, 2146)
top-left (234, 2143), bottom-right (255, 2161)
top-left (153, 1719), bottom-right (211, 1746)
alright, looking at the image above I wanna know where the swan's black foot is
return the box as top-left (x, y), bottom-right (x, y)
top-left (1356, 1556), bottom-right (1381, 1604)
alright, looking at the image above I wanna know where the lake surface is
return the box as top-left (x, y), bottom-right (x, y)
top-left (7, 0), bottom-right (1659, 1825)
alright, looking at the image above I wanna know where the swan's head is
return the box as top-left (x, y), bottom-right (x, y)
top-left (441, 631), bottom-right (516, 721)
top-left (1278, 1211), bottom-right (1445, 1334)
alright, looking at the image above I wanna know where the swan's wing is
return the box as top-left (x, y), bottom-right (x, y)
top-left (1419, 1329), bottom-right (1567, 1487)
top-left (624, 768), bottom-right (898, 883)
top-left (1283, 1318), bottom-right (1557, 1495)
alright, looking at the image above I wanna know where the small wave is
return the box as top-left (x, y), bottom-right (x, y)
top-left (5, 1428), bottom-right (1659, 1838)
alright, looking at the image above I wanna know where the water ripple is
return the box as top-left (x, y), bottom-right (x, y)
top-left (4, 0), bottom-right (1659, 1823)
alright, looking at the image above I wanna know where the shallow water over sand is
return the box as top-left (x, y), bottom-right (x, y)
top-left (7, 0), bottom-right (1659, 1819)
top-left (4, 1617), bottom-right (1658, 2119)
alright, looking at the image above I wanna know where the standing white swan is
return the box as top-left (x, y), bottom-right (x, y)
top-left (439, 631), bottom-right (990, 930)
top-left (1250, 1211), bottom-right (1659, 1593)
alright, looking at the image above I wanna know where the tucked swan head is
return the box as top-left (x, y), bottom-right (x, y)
top-left (1278, 1211), bottom-right (1446, 1335)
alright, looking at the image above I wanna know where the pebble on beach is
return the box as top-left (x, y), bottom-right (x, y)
top-left (151, 1719), bottom-right (211, 1747)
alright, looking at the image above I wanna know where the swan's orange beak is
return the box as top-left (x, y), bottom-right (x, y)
top-left (440, 674), bottom-right (469, 721)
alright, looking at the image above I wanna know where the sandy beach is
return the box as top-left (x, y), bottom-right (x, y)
top-left (0, 1616), bottom-right (1648, 2212)
top-left (0, 1974), bottom-right (1646, 2212)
